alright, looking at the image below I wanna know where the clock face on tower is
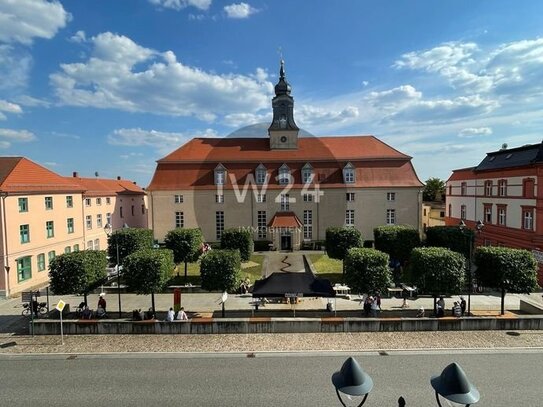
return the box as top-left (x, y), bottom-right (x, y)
top-left (280, 136), bottom-right (287, 143)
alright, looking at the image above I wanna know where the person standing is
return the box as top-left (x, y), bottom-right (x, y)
top-left (460, 296), bottom-right (467, 316)
top-left (371, 296), bottom-right (380, 318)
top-left (98, 294), bottom-right (107, 312)
top-left (437, 296), bottom-right (445, 317)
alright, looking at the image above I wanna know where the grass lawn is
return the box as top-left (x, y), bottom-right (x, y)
top-left (166, 254), bottom-right (265, 286)
top-left (307, 254), bottom-right (344, 285)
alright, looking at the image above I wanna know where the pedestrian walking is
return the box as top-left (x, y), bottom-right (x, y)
top-left (460, 296), bottom-right (466, 316)
top-left (98, 294), bottom-right (107, 312)
top-left (371, 296), bottom-right (380, 318)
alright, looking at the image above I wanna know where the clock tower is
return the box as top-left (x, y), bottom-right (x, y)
top-left (268, 60), bottom-right (299, 150)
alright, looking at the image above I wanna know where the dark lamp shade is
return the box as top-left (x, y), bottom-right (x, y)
top-left (331, 357), bottom-right (373, 396)
top-left (431, 362), bottom-right (480, 404)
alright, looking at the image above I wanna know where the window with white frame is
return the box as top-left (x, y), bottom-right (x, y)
top-left (86, 215), bottom-right (92, 230)
top-left (214, 164), bottom-right (226, 186)
top-left (257, 211), bottom-right (267, 239)
top-left (484, 181), bottom-right (492, 196)
top-left (303, 210), bottom-right (313, 239)
top-left (85, 198), bottom-right (91, 207)
top-left (302, 163), bottom-right (313, 184)
top-left (106, 197), bottom-right (111, 205)
top-left (175, 211), bottom-right (184, 228)
top-left (523, 209), bottom-right (534, 230)
top-left (45, 196), bottom-right (53, 210)
top-left (106, 212), bottom-right (111, 225)
top-left (343, 162), bottom-right (355, 184)
top-left (94, 239), bottom-right (100, 251)
top-left (96, 214), bottom-right (103, 228)
top-left (216, 194), bottom-right (224, 203)
top-left (278, 163), bottom-right (290, 185)
top-left (280, 194), bottom-right (290, 211)
top-left (484, 205), bottom-right (492, 224)
top-left (345, 209), bottom-right (355, 226)
top-left (303, 193), bottom-right (313, 202)
top-left (256, 193), bottom-right (266, 203)
top-left (387, 192), bottom-right (396, 201)
top-left (498, 179), bottom-right (507, 197)
top-left (256, 164), bottom-right (267, 185)
top-left (174, 194), bottom-right (184, 204)
top-left (460, 205), bottom-right (466, 220)
top-left (96, 198), bottom-right (102, 206)
top-left (346, 193), bottom-right (355, 202)
top-left (386, 209), bottom-right (396, 225)
top-left (216, 211), bottom-right (224, 240)
top-left (87, 240), bottom-right (93, 250)
top-left (46, 221), bottom-right (54, 238)
top-left (498, 207), bottom-right (507, 226)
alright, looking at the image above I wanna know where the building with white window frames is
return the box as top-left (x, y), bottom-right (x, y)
top-left (147, 60), bottom-right (423, 251)
top-left (446, 141), bottom-right (543, 285)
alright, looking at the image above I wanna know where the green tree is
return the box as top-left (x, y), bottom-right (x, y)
top-left (409, 247), bottom-right (465, 314)
top-left (221, 228), bottom-right (253, 262)
top-left (325, 227), bottom-right (363, 280)
top-left (474, 247), bottom-right (539, 315)
top-left (164, 228), bottom-right (204, 281)
top-left (49, 250), bottom-right (108, 305)
top-left (374, 225), bottom-right (421, 283)
top-left (344, 248), bottom-right (393, 295)
top-left (423, 177), bottom-right (446, 202)
top-left (200, 250), bottom-right (241, 293)
top-left (123, 249), bottom-right (174, 314)
top-left (107, 228), bottom-right (154, 265)
top-left (425, 226), bottom-right (473, 260)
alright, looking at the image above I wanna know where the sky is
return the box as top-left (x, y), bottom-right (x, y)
top-left (2, 0), bottom-right (543, 187)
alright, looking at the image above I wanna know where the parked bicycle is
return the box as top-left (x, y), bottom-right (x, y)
top-left (22, 302), bottom-right (47, 317)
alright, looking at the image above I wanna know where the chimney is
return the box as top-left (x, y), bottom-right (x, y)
top-left (117, 176), bottom-right (121, 180)
top-left (133, 181), bottom-right (137, 185)
top-left (73, 171), bottom-right (78, 178)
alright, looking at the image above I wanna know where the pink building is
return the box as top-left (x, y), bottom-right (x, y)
top-left (0, 157), bottom-right (147, 298)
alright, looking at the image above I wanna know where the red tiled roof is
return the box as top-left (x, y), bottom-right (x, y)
top-left (159, 136), bottom-right (410, 163)
top-left (148, 136), bottom-right (423, 191)
top-left (267, 212), bottom-right (303, 228)
top-left (0, 157), bottom-right (85, 193)
top-left (68, 177), bottom-right (145, 197)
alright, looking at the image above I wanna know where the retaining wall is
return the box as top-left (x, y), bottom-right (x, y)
top-left (31, 315), bottom-right (543, 335)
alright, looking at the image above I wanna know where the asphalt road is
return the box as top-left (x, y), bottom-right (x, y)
top-left (0, 350), bottom-right (541, 406)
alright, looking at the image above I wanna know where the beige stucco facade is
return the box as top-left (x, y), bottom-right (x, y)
top-left (149, 186), bottom-right (422, 247)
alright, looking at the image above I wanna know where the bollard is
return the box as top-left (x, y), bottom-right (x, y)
top-left (398, 396), bottom-right (406, 406)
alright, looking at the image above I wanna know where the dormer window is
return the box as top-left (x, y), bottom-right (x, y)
top-left (302, 163), bottom-right (313, 184)
top-left (214, 164), bottom-right (226, 186)
top-left (343, 162), bottom-right (355, 184)
top-left (278, 163), bottom-right (291, 185)
top-left (256, 164), bottom-right (267, 185)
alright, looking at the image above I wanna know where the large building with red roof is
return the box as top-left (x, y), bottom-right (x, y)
top-left (148, 61), bottom-right (423, 250)
top-left (0, 157), bottom-right (147, 297)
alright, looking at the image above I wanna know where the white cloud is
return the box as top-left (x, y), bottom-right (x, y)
top-left (14, 94), bottom-right (51, 107)
top-left (223, 112), bottom-right (271, 127)
top-left (120, 152), bottom-right (144, 160)
top-left (0, 0), bottom-right (70, 45)
top-left (69, 30), bottom-right (86, 43)
top-left (0, 128), bottom-right (36, 147)
top-left (44, 161), bottom-right (58, 167)
top-left (458, 127), bottom-right (492, 138)
top-left (0, 100), bottom-right (22, 114)
top-left (224, 3), bottom-right (257, 19)
top-left (50, 32), bottom-right (273, 121)
top-left (366, 85), bottom-right (422, 109)
top-left (296, 105), bottom-right (359, 126)
top-left (108, 127), bottom-right (218, 154)
top-left (149, 0), bottom-right (212, 11)
top-left (0, 45), bottom-right (32, 90)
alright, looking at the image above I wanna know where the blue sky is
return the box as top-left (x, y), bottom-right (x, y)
top-left (2, 0), bottom-right (543, 187)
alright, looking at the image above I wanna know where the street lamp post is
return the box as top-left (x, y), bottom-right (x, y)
top-left (459, 220), bottom-right (484, 316)
top-left (104, 223), bottom-right (122, 319)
